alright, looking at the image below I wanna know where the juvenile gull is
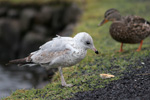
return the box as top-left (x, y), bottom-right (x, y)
top-left (9, 32), bottom-right (99, 87)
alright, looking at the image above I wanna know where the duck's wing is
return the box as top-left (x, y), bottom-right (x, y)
top-left (125, 15), bottom-right (150, 24)
top-left (124, 15), bottom-right (150, 39)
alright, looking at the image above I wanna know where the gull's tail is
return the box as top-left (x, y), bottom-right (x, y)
top-left (7, 55), bottom-right (32, 65)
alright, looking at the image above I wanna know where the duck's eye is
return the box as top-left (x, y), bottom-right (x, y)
top-left (86, 41), bottom-right (90, 45)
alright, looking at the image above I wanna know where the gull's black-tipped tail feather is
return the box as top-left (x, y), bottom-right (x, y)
top-left (7, 55), bottom-right (33, 65)
top-left (8, 58), bottom-right (28, 64)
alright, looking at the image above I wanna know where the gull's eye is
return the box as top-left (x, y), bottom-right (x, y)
top-left (86, 41), bottom-right (90, 45)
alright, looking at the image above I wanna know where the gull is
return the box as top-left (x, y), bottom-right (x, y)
top-left (8, 32), bottom-right (99, 87)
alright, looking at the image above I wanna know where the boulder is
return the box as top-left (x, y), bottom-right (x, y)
top-left (32, 25), bottom-right (48, 36)
top-left (7, 9), bottom-right (19, 19)
top-left (0, 7), bottom-right (7, 17)
top-left (20, 8), bottom-right (37, 32)
top-left (62, 3), bottom-right (82, 25)
top-left (59, 24), bottom-right (75, 36)
top-left (35, 6), bottom-right (53, 25)
top-left (0, 19), bottom-right (20, 62)
top-left (19, 32), bottom-right (46, 57)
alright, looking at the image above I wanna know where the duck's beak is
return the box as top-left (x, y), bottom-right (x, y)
top-left (92, 47), bottom-right (99, 54)
top-left (98, 19), bottom-right (108, 26)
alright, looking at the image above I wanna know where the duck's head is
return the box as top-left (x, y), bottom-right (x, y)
top-left (98, 8), bottom-right (121, 26)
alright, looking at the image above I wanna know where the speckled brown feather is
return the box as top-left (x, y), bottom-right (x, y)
top-left (110, 15), bottom-right (150, 44)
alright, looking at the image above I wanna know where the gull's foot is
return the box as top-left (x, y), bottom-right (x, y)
top-left (62, 83), bottom-right (73, 87)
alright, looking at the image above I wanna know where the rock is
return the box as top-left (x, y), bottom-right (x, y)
top-left (35, 6), bottom-right (53, 25)
top-left (62, 3), bottom-right (82, 25)
top-left (32, 25), bottom-right (48, 36)
top-left (0, 3), bottom-right (81, 63)
top-left (0, 19), bottom-right (20, 62)
top-left (19, 32), bottom-right (46, 57)
top-left (51, 7), bottom-right (63, 30)
top-left (20, 8), bottom-right (37, 32)
top-left (0, 7), bottom-right (7, 17)
top-left (59, 24), bottom-right (75, 36)
top-left (7, 9), bottom-right (19, 19)
top-left (41, 6), bottom-right (53, 21)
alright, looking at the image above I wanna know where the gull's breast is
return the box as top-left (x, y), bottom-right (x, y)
top-left (61, 49), bottom-right (87, 67)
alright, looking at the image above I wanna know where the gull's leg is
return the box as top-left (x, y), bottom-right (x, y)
top-left (136, 40), bottom-right (143, 52)
top-left (58, 67), bottom-right (73, 87)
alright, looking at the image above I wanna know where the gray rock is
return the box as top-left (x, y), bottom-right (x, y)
top-left (0, 19), bottom-right (20, 62)
top-left (51, 7), bottom-right (63, 29)
top-left (59, 24), bottom-right (75, 36)
top-left (62, 3), bottom-right (82, 25)
top-left (35, 6), bottom-right (53, 25)
top-left (20, 8), bottom-right (37, 32)
top-left (0, 7), bottom-right (7, 17)
top-left (7, 9), bottom-right (19, 19)
top-left (32, 25), bottom-right (48, 36)
top-left (19, 32), bottom-right (46, 57)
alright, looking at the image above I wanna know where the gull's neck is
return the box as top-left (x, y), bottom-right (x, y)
top-left (73, 38), bottom-right (86, 50)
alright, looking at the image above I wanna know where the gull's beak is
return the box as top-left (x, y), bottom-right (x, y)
top-left (92, 47), bottom-right (99, 54)
top-left (98, 19), bottom-right (108, 26)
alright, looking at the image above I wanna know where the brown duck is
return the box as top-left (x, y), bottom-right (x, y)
top-left (98, 8), bottom-right (150, 52)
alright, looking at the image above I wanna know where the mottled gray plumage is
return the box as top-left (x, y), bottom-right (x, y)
top-left (9, 32), bottom-right (98, 87)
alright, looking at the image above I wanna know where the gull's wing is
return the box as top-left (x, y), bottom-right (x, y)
top-left (39, 36), bottom-right (73, 51)
top-left (31, 36), bottom-right (74, 64)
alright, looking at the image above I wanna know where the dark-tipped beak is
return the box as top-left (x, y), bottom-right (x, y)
top-left (98, 19), bottom-right (108, 26)
top-left (92, 48), bottom-right (99, 54)
top-left (95, 50), bottom-right (99, 54)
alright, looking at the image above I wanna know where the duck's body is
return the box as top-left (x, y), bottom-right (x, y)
top-left (99, 8), bottom-right (150, 52)
top-left (110, 15), bottom-right (150, 44)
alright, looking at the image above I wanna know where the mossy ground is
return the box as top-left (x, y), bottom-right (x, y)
top-left (4, 0), bottom-right (150, 100)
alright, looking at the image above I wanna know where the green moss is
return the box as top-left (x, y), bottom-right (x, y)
top-left (4, 0), bottom-right (150, 100)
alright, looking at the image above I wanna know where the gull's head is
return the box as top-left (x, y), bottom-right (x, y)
top-left (74, 32), bottom-right (99, 54)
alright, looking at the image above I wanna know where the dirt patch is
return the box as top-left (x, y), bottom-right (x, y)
top-left (67, 56), bottom-right (150, 100)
